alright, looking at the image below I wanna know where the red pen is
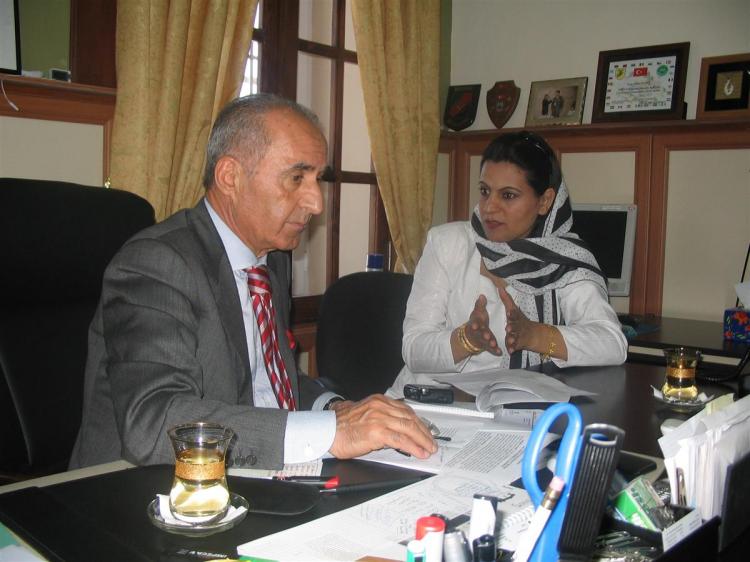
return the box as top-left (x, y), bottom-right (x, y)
top-left (272, 475), bottom-right (340, 489)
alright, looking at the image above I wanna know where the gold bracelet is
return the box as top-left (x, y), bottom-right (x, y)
top-left (541, 328), bottom-right (556, 362)
top-left (457, 323), bottom-right (482, 355)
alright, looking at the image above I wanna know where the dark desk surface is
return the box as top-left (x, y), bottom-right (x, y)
top-left (0, 361), bottom-right (743, 561)
top-left (626, 316), bottom-right (748, 359)
top-left (549, 362), bottom-right (735, 457)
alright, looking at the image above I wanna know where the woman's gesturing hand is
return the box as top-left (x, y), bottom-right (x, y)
top-left (498, 286), bottom-right (534, 354)
top-left (464, 294), bottom-right (503, 356)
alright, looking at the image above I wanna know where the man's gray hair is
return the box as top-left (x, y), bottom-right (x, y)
top-left (202, 93), bottom-right (323, 189)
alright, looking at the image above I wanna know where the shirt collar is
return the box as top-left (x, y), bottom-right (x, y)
top-left (204, 198), bottom-right (266, 271)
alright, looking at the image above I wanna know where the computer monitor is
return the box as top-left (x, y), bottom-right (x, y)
top-left (571, 203), bottom-right (637, 297)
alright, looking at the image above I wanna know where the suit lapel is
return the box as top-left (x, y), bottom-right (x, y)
top-left (188, 200), bottom-right (253, 398)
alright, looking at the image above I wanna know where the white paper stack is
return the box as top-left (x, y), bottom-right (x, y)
top-left (658, 394), bottom-right (750, 520)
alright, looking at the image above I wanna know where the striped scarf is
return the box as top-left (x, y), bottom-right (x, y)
top-left (471, 181), bottom-right (606, 368)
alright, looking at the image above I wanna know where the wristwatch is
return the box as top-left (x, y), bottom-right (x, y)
top-left (323, 396), bottom-right (345, 410)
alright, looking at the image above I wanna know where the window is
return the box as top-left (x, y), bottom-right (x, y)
top-left (241, 0), bottom-right (391, 313)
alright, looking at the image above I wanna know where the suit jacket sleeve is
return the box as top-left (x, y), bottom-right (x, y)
top-left (102, 236), bottom-right (292, 469)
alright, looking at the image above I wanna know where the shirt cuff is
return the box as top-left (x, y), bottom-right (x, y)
top-left (312, 391), bottom-right (341, 411)
top-left (283, 410), bottom-right (337, 464)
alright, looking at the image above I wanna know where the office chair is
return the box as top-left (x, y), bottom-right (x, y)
top-left (0, 178), bottom-right (155, 482)
top-left (315, 271), bottom-right (414, 401)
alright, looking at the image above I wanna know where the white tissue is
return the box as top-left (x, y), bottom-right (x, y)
top-left (156, 494), bottom-right (246, 526)
top-left (735, 282), bottom-right (750, 308)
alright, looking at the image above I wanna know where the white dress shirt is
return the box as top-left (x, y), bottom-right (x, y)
top-left (206, 200), bottom-right (336, 463)
top-left (387, 221), bottom-right (628, 397)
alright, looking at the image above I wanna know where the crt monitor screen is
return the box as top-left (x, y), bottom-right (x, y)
top-left (571, 204), bottom-right (637, 297)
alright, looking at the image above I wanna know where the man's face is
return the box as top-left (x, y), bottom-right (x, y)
top-left (225, 109), bottom-right (327, 256)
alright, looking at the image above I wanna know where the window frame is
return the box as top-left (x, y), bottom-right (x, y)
top-left (256, 0), bottom-right (391, 323)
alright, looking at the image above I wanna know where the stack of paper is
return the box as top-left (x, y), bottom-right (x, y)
top-left (658, 394), bottom-right (750, 520)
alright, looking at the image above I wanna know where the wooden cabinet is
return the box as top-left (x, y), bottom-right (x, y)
top-left (438, 119), bottom-right (750, 319)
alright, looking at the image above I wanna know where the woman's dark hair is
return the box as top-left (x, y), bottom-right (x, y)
top-left (480, 130), bottom-right (562, 195)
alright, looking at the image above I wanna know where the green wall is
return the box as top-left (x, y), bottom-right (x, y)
top-left (19, 0), bottom-right (70, 77)
top-left (439, 0), bottom-right (452, 124)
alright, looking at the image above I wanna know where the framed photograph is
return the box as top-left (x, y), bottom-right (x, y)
top-left (0, 0), bottom-right (21, 75)
top-left (443, 84), bottom-right (481, 131)
top-left (592, 42), bottom-right (690, 123)
top-left (525, 77), bottom-right (587, 127)
top-left (696, 53), bottom-right (750, 120)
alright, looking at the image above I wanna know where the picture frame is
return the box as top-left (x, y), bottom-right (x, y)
top-left (592, 42), bottom-right (690, 123)
top-left (525, 77), bottom-right (587, 127)
top-left (696, 53), bottom-right (750, 120)
top-left (0, 0), bottom-right (21, 75)
top-left (443, 84), bottom-right (481, 131)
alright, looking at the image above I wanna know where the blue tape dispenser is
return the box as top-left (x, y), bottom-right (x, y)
top-left (521, 403), bottom-right (583, 562)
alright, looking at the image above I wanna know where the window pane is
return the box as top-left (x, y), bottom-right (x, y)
top-left (299, 0), bottom-right (333, 45)
top-left (297, 52), bottom-right (332, 146)
top-left (292, 182), bottom-right (330, 296)
top-left (338, 183), bottom-right (371, 277)
top-left (255, 1), bottom-right (261, 28)
top-left (342, 62), bottom-right (371, 172)
top-left (240, 40), bottom-right (261, 96)
top-left (345, 0), bottom-right (356, 51)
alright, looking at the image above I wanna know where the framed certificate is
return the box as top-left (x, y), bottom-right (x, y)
top-left (592, 42), bottom-right (690, 123)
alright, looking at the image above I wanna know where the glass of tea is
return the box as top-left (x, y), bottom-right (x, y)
top-left (661, 347), bottom-right (701, 402)
top-left (168, 422), bottom-right (234, 523)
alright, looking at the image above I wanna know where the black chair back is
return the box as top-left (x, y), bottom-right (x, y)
top-left (315, 271), bottom-right (413, 401)
top-left (0, 178), bottom-right (155, 481)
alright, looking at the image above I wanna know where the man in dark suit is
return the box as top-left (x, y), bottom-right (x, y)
top-left (69, 94), bottom-right (436, 470)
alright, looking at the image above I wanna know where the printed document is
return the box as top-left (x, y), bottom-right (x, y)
top-left (237, 469), bottom-right (533, 561)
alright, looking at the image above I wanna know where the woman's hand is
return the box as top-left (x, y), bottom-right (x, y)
top-left (450, 294), bottom-right (502, 362)
top-left (498, 286), bottom-right (568, 360)
top-left (498, 286), bottom-right (536, 354)
top-left (466, 295), bottom-right (503, 356)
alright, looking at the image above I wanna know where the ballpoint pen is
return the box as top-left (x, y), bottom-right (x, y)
top-left (319, 476), bottom-right (428, 494)
top-left (272, 475), bottom-right (340, 489)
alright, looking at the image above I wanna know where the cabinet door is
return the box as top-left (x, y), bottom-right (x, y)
top-left (662, 148), bottom-right (750, 321)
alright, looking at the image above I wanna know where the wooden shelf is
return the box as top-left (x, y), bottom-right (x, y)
top-left (0, 73), bottom-right (115, 125)
top-left (440, 117), bottom-right (750, 142)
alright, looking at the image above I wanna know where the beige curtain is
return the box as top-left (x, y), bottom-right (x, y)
top-left (110, 0), bottom-right (257, 221)
top-left (351, 0), bottom-right (441, 273)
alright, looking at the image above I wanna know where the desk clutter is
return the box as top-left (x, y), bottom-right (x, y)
top-left (2, 366), bottom-right (749, 561)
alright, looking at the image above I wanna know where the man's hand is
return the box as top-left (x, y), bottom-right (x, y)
top-left (466, 294), bottom-right (503, 356)
top-left (328, 395), bottom-right (437, 459)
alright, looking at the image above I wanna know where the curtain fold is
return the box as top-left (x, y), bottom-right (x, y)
top-left (110, 0), bottom-right (257, 221)
top-left (351, 0), bottom-right (441, 273)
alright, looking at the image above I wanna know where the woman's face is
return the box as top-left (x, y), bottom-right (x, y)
top-left (478, 161), bottom-right (555, 243)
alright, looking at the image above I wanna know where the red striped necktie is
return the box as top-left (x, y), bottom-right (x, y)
top-left (245, 265), bottom-right (297, 410)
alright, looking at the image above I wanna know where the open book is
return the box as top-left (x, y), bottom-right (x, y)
top-left (433, 368), bottom-right (596, 412)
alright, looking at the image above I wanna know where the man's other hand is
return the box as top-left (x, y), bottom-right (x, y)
top-left (328, 395), bottom-right (437, 459)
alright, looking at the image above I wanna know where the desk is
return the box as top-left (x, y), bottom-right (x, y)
top-left (0, 362), bottom-right (744, 561)
top-left (625, 316), bottom-right (748, 368)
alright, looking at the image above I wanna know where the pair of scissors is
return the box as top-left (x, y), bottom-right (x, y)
top-left (521, 403), bottom-right (583, 562)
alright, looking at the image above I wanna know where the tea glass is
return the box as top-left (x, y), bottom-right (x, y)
top-left (661, 347), bottom-right (701, 402)
top-left (168, 422), bottom-right (234, 523)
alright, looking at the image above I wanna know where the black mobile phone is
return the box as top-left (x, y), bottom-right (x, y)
top-left (403, 383), bottom-right (454, 404)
